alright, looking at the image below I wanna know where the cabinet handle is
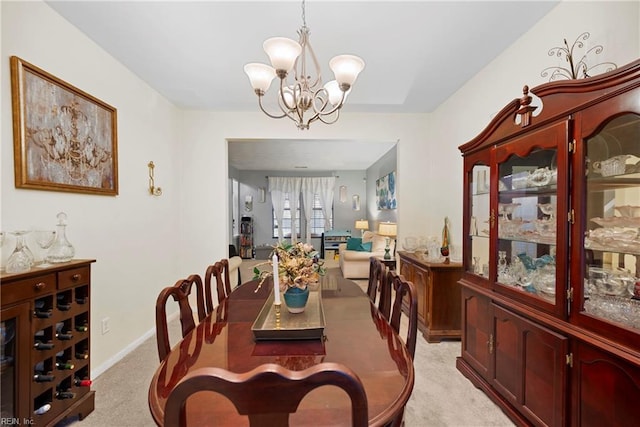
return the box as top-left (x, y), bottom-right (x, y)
top-left (34, 282), bottom-right (46, 290)
top-left (488, 333), bottom-right (494, 354)
top-left (490, 209), bottom-right (496, 229)
top-left (72, 274), bottom-right (81, 281)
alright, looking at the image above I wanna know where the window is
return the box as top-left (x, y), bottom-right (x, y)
top-left (273, 194), bottom-right (299, 238)
top-left (273, 194), bottom-right (332, 238)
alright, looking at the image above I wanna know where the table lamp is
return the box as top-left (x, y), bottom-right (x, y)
top-left (377, 222), bottom-right (397, 260)
top-left (355, 220), bottom-right (369, 237)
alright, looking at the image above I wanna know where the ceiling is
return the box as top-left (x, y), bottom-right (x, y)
top-left (46, 0), bottom-right (558, 171)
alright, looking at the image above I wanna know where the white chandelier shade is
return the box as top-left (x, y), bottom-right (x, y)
top-left (243, 63), bottom-right (276, 93)
top-left (263, 37), bottom-right (302, 73)
top-left (243, 0), bottom-right (364, 130)
top-left (329, 55), bottom-right (365, 89)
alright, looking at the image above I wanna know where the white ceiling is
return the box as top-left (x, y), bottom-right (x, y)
top-left (46, 0), bottom-right (558, 171)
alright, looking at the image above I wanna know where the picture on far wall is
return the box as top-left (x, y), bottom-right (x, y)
top-left (10, 56), bottom-right (118, 196)
top-left (376, 171), bottom-right (396, 209)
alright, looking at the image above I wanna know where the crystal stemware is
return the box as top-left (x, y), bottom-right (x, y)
top-left (34, 230), bottom-right (56, 267)
top-left (6, 230), bottom-right (34, 273)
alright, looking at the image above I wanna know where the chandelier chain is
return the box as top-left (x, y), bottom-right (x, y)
top-left (301, 0), bottom-right (307, 28)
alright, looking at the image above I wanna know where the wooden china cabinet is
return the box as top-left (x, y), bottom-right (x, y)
top-left (1, 260), bottom-right (95, 426)
top-left (457, 59), bottom-right (640, 427)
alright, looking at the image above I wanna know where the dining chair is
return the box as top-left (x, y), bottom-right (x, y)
top-left (203, 259), bottom-right (233, 315)
top-left (388, 270), bottom-right (418, 359)
top-left (387, 271), bottom-right (418, 427)
top-left (164, 363), bottom-right (368, 427)
top-left (155, 274), bottom-right (206, 362)
top-left (368, 257), bottom-right (393, 319)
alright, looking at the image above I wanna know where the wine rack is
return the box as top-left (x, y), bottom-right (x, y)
top-left (1, 260), bottom-right (95, 425)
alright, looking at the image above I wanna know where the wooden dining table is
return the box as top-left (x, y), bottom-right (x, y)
top-left (148, 274), bottom-right (415, 426)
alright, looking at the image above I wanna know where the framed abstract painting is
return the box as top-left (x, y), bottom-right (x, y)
top-left (10, 56), bottom-right (118, 195)
top-left (376, 171), bottom-right (397, 209)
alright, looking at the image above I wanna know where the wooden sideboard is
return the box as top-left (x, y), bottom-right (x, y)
top-left (1, 260), bottom-right (95, 425)
top-left (398, 251), bottom-right (463, 343)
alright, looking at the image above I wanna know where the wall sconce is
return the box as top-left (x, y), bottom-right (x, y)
top-left (339, 185), bottom-right (347, 203)
top-left (352, 195), bottom-right (360, 211)
top-left (148, 161), bottom-right (162, 196)
top-left (245, 195), bottom-right (253, 212)
top-left (259, 187), bottom-right (266, 203)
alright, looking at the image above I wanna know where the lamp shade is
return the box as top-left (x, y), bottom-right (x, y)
top-left (324, 80), bottom-right (348, 106)
top-left (244, 63), bottom-right (276, 93)
top-left (355, 220), bottom-right (369, 230)
top-left (329, 54), bottom-right (365, 88)
top-left (378, 222), bottom-right (397, 237)
top-left (263, 37), bottom-right (302, 72)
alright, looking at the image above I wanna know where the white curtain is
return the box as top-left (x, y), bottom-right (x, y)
top-left (300, 179), bottom-right (315, 243)
top-left (269, 177), bottom-right (292, 242)
top-left (269, 176), bottom-right (336, 243)
top-left (316, 177), bottom-right (336, 230)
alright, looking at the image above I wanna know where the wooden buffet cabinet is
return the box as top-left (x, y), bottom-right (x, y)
top-left (398, 251), bottom-right (463, 342)
top-left (457, 60), bottom-right (640, 426)
top-left (1, 260), bottom-right (95, 425)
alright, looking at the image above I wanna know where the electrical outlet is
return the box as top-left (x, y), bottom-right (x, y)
top-left (101, 317), bottom-right (110, 335)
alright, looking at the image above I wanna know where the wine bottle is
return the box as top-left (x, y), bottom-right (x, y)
top-left (34, 341), bottom-right (54, 350)
top-left (33, 374), bottom-right (55, 382)
top-left (56, 331), bottom-right (73, 340)
top-left (75, 296), bottom-right (88, 304)
top-left (57, 294), bottom-right (72, 311)
top-left (34, 403), bottom-right (51, 415)
top-left (75, 324), bottom-right (88, 332)
top-left (55, 391), bottom-right (75, 400)
top-left (56, 322), bottom-right (73, 340)
top-left (56, 362), bottom-right (74, 370)
top-left (74, 377), bottom-right (92, 387)
top-left (75, 352), bottom-right (89, 360)
top-left (33, 308), bottom-right (53, 318)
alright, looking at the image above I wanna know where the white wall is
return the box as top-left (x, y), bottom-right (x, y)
top-left (1, 0), bottom-right (638, 379)
top-left (177, 111), bottom-right (427, 280)
top-left (1, 1), bottom-right (183, 375)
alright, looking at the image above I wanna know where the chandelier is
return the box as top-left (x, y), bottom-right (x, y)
top-left (244, 0), bottom-right (365, 130)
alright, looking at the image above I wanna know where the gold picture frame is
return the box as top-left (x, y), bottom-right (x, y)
top-left (10, 56), bottom-right (118, 195)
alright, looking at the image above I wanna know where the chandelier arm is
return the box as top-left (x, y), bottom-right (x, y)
top-left (311, 90), bottom-right (345, 116)
top-left (317, 109), bottom-right (341, 125)
top-left (302, 34), bottom-right (323, 91)
top-left (257, 96), bottom-right (287, 119)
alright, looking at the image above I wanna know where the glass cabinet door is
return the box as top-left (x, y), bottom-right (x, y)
top-left (493, 121), bottom-right (568, 312)
top-left (582, 113), bottom-right (640, 331)
top-left (468, 164), bottom-right (490, 278)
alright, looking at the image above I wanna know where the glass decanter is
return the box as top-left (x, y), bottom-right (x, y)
top-left (6, 231), bottom-right (35, 273)
top-left (46, 212), bottom-right (75, 263)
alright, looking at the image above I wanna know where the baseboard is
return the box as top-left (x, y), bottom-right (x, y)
top-left (91, 311), bottom-right (180, 379)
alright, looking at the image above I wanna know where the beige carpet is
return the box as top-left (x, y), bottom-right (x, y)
top-left (58, 258), bottom-right (513, 426)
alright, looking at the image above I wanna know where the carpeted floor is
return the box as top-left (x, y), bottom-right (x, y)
top-left (58, 258), bottom-right (514, 427)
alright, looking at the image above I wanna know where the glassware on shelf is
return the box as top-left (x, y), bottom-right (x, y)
top-left (614, 205), bottom-right (640, 217)
top-left (473, 257), bottom-right (481, 275)
top-left (538, 203), bottom-right (556, 220)
top-left (402, 237), bottom-right (418, 252)
top-left (498, 251), bottom-right (508, 275)
top-left (498, 203), bottom-right (521, 221)
top-left (46, 212), bottom-right (75, 264)
top-left (6, 231), bottom-right (34, 273)
top-left (34, 230), bottom-right (56, 267)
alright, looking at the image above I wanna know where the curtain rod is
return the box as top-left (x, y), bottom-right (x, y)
top-left (265, 175), bottom-right (339, 178)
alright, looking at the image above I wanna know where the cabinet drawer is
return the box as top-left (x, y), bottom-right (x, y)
top-left (58, 267), bottom-right (91, 290)
top-left (1, 274), bottom-right (56, 304)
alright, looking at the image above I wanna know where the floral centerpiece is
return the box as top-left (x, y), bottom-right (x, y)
top-left (253, 241), bottom-right (326, 292)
